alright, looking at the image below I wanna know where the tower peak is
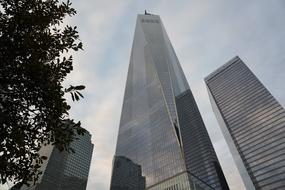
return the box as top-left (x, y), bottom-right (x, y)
top-left (144, 10), bottom-right (151, 15)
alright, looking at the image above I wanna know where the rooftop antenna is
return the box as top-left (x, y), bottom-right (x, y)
top-left (144, 10), bottom-right (151, 15)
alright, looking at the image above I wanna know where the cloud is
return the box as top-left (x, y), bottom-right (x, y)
top-left (64, 1), bottom-right (285, 189)
top-left (64, 1), bottom-right (134, 189)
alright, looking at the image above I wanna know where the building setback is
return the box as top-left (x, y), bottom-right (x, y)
top-left (205, 56), bottom-right (285, 190)
top-left (20, 131), bottom-right (94, 190)
top-left (110, 13), bottom-right (228, 190)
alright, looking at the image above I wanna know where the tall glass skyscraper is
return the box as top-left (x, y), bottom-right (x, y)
top-left (110, 14), bottom-right (228, 190)
top-left (205, 56), bottom-right (285, 190)
top-left (19, 131), bottom-right (94, 190)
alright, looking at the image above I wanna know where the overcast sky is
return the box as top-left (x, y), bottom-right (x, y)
top-left (63, 0), bottom-right (285, 190)
top-left (0, 0), bottom-right (285, 190)
top-left (60, 1), bottom-right (285, 190)
top-left (0, 1), bottom-right (284, 190)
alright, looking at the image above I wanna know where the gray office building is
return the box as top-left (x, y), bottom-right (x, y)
top-left (20, 131), bottom-right (94, 190)
top-left (110, 156), bottom-right (146, 190)
top-left (110, 14), bottom-right (228, 190)
top-left (205, 56), bottom-right (285, 190)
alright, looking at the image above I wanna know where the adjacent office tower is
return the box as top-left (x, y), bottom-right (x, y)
top-left (21, 131), bottom-right (94, 190)
top-left (205, 56), bottom-right (285, 190)
top-left (110, 13), bottom-right (228, 190)
top-left (110, 156), bottom-right (146, 190)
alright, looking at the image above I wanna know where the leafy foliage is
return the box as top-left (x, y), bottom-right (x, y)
top-left (0, 0), bottom-right (85, 186)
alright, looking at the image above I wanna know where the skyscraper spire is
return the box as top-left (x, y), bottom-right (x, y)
top-left (110, 14), bottom-right (228, 190)
top-left (144, 10), bottom-right (151, 15)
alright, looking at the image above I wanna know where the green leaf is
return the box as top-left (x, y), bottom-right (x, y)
top-left (74, 92), bottom-right (79, 101)
top-left (76, 91), bottom-right (84, 98)
top-left (74, 85), bottom-right (85, 90)
top-left (71, 92), bottom-right (75, 101)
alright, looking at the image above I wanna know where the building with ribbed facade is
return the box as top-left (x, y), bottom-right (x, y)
top-left (205, 56), bottom-right (285, 190)
top-left (20, 131), bottom-right (93, 190)
top-left (110, 13), bottom-right (228, 190)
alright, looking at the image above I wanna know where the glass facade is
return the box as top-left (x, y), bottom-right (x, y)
top-left (111, 14), bottom-right (227, 190)
top-left (110, 156), bottom-right (146, 190)
top-left (175, 90), bottom-right (227, 190)
top-left (205, 56), bottom-right (285, 189)
top-left (21, 131), bottom-right (94, 190)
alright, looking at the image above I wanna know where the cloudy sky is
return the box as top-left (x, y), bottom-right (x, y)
top-left (62, 1), bottom-right (285, 190)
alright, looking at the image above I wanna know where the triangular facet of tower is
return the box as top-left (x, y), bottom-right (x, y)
top-left (117, 14), bottom-right (187, 187)
top-left (111, 14), bottom-right (228, 190)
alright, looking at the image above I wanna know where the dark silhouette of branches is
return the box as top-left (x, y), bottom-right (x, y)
top-left (0, 0), bottom-right (85, 186)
